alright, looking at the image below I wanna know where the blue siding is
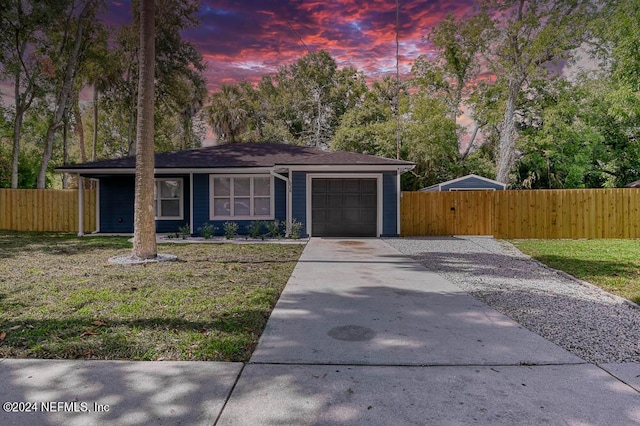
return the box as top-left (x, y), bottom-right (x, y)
top-left (99, 175), bottom-right (189, 234)
top-left (441, 176), bottom-right (504, 191)
top-left (191, 174), bottom-right (288, 237)
top-left (192, 173), bottom-right (210, 233)
top-left (291, 171), bottom-right (308, 237)
top-left (382, 171), bottom-right (399, 237)
top-left (99, 176), bottom-right (134, 233)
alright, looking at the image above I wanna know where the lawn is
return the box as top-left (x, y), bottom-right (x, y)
top-left (511, 239), bottom-right (640, 304)
top-left (0, 232), bottom-right (303, 361)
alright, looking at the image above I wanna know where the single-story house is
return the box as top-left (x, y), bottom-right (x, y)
top-left (419, 174), bottom-right (506, 192)
top-left (56, 142), bottom-right (415, 238)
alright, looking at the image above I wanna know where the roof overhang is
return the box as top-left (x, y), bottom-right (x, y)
top-left (57, 163), bottom-right (416, 176)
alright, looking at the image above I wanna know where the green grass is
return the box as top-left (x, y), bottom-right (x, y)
top-left (511, 239), bottom-right (640, 304)
top-left (0, 232), bottom-right (303, 361)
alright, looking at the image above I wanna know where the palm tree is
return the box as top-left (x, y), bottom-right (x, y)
top-left (132, 0), bottom-right (157, 259)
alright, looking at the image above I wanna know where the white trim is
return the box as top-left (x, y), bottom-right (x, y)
top-left (437, 174), bottom-right (506, 189)
top-left (305, 173), bottom-right (383, 237)
top-left (448, 187), bottom-right (497, 191)
top-left (95, 178), bottom-right (101, 233)
top-left (78, 175), bottom-right (84, 237)
top-left (189, 173), bottom-right (194, 234)
top-left (209, 174), bottom-right (275, 221)
top-left (284, 165), bottom-right (413, 172)
top-left (154, 178), bottom-right (185, 220)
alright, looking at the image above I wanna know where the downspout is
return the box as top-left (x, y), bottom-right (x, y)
top-left (270, 169), bottom-right (291, 237)
top-left (78, 174), bottom-right (84, 236)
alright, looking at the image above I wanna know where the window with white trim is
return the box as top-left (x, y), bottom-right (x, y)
top-left (210, 175), bottom-right (273, 219)
top-left (154, 178), bottom-right (183, 220)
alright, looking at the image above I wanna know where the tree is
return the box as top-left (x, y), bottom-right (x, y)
top-left (0, 0), bottom-right (55, 187)
top-left (412, 11), bottom-right (492, 157)
top-left (132, 0), bottom-right (156, 259)
top-left (36, 0), bottom-right (103, 188)
top-left (485, 0), bottom-right (596, 184)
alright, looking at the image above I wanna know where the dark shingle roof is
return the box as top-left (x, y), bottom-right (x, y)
top-left (57, 142), bottom-right (413, 171)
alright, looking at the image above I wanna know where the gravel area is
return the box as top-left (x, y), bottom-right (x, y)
top-left (385, 237), bottom-right (640, 364)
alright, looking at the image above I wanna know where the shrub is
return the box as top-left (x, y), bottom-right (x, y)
top-left (288, 219), bottom-right (303, 239)
top-left (266, 220), bottom-right (283, 239)
top-left (178, 224), bottom-right (191, 239)
top-left (198, 223), bottom-right (216, 239)
top-left (223, 221), bottom-right (239, 239)
top-left (249, 221), bottom-right (264, 240)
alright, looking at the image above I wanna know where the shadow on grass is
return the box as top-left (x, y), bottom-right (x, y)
top-left (0, 232), bottom-right (131, 260)
top-left (0, 310), bottom-right (272, 361)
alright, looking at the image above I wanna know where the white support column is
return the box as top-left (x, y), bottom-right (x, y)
top-left (78, 175), bottom-right (84, 236)
top-left (189, 173), bottom-right (194, 235)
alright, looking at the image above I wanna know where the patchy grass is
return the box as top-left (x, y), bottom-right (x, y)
top-left (511, 239), bottom-right (640, 304)
top-left (0, 232), bottom-right (303, 361)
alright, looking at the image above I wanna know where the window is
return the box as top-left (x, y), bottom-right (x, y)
top-left (154, 178), bottom-right (183, 220)
top-left (210, 175), bottom-right (273, 219)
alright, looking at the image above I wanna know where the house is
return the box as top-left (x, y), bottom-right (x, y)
top-left (56, 142), bottom-right (415, 238)
top-left (419, 174), bottom-right (506, 192)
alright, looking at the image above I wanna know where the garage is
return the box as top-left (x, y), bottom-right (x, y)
top-left (310, 178), bottom-right (378, 237)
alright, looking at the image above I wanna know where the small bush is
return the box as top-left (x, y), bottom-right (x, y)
top-left (198, 223), bottom-right (216, 239)
top-left (223, 221), bottom-right (239, 239)
top-left (249, 221), bottom-right (264, 240)
top-left (288, 219), bottom-right (303, 239)
top-left (178, 224), bottom-right (191, 239)
top-left (266, 220), bottom-right (283, 239)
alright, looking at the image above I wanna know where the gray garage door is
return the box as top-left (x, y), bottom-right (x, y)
top-left (311, 178), bottom-right (378, 237)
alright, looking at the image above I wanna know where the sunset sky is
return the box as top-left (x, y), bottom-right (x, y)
top-left (105, 0), bottom-right (477, 91)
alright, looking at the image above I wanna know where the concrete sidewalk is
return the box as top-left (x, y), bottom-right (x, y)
top-left (219, 238), bottom-right (640, 425)
top-left (1, 238), bottom-right (638, 425)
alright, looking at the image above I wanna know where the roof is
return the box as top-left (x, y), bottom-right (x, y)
top-left (57, 142), bottom-right (413, 173)
top-left (624, 179), bottom-right (640, 188)
top-left (420, 174), bottom-right (506, 192)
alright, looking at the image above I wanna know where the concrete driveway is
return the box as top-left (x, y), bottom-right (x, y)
top-left (219, 238), bottom-right (640, 425)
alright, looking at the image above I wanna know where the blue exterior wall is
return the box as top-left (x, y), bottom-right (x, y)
top-left (98, 170), bottom-right (400, 236)
top-left (290, 171), bottom-right (400, 237)
top-left (98, 175), bottom-right (189, 233)
top-left (381, 171), bottom-right (398, 237)
top-left (441, 176), bottom-right (504, 191)
top-left (99, 176), bottom-right (135, 233)
top-left (291, 171), bottom-right (308, 237)
top-left (191, 173), bottom-right (287, 237)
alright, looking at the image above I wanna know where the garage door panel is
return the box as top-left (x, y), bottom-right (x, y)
top-left (361, 194), bottom-right (377, 208)
top-left (312, 179), bottom-right (328, 192)
top-left (311, 178), bottom-right (378, 237)
top-left (344, 194), bottom-right (361, 207)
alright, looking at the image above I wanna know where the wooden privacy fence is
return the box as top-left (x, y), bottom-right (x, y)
top-left (0, 189), bottom-right (96, 233)
top-left (401, 188), bottom-right (640, 239)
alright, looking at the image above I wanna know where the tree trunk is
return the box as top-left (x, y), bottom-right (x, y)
top-left (132, 0), bottom-right (157, 259)
top-left (74, 95), bottom-right (87, 163)
top-left (495, 78), bottom-right (521, 184)
top-left (36, 6), bottom-right (87, 189)
top-left (11, 110), bottom-right (24, 189)
top-left (92, 87), bottom-right (98, 161)
top-left (11, 69), bottom-right (24, 189)
top-left (62, 113), bottom-right (69, 189)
